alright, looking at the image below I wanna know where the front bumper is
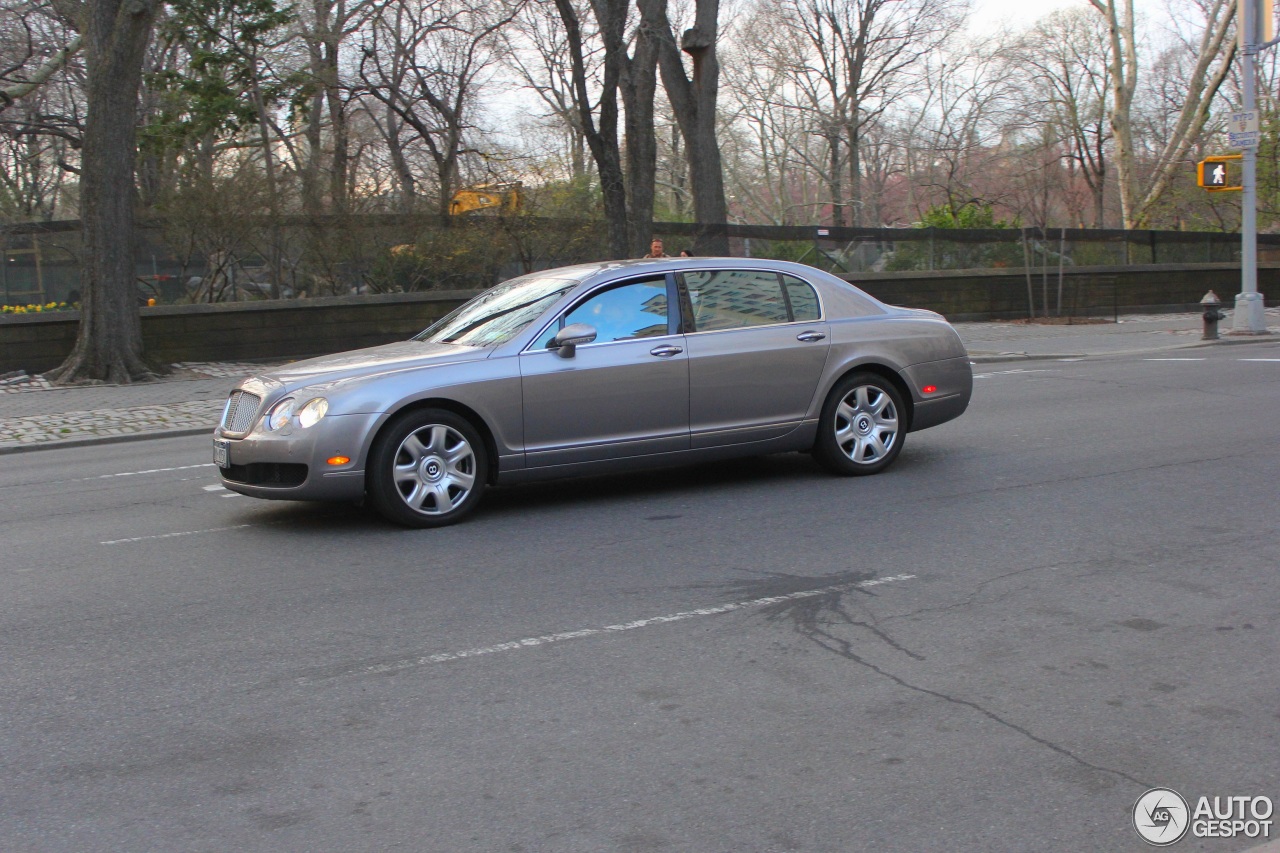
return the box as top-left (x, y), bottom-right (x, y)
top-left (215, 412), bottom-right (384, 502)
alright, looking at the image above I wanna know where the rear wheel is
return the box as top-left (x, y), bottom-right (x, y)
top-left (813, 372), bottom-right (906, 476)
top-left (368, 409), bottom-right (488, 527)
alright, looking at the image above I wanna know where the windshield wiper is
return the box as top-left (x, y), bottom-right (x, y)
top-left (440, 292), bottom-right (564, 343)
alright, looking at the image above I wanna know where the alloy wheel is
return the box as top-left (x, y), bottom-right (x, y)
top-left (833, 384), bottom-right (899, 465)
top-left (392, 423), bottom-right (477, 515)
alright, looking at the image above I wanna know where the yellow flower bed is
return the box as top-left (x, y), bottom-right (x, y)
top-left (1, 301), bottom-right (72, 314)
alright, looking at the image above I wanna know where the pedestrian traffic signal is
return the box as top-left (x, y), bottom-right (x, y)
top-left (1197, 155), bottom-right (1243, 191)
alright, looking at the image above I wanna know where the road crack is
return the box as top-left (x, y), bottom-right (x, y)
top-left (800, 620), bottom-right (1148, 789)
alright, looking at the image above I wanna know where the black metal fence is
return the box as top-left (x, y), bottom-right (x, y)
top-left (3, 216), bottom-right (1276, 307)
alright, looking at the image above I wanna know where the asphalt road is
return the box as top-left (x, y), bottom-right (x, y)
top-left (2, 345), bottom-right (1279, 852)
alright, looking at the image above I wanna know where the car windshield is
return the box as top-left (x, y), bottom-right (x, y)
top-left (415, 276), bottom-right (576, 347)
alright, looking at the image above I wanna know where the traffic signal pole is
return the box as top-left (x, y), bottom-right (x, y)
top-left (1235, 0), bottom-right (1271, 334)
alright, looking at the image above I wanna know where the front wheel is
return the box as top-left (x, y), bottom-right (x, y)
top-left (813, 372), bottom-right (906, 476)
top-left (368, 409), bottom-right (488, 527)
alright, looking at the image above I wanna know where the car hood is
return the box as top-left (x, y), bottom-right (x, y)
top-left (255, 340), bottom-right (490, 391)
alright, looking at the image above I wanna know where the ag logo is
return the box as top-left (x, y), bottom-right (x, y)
top-left (1134, 788), bottom-right (1191, 846)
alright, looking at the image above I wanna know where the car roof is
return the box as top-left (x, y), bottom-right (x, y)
top-left (551, 256), bottom-right (826, 281)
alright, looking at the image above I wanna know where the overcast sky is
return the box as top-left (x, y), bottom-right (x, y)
top-left (966, 0), bottom-right (1088, 32)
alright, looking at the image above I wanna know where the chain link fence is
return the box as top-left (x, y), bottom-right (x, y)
top-left (3, 217), bottom-right (1276, 308)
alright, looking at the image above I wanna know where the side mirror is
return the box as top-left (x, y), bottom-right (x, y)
top-left (549, 323), bottom-right (597, 358)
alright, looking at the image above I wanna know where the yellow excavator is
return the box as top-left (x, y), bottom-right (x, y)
top-left (449, 181), bottom-right (524, 216)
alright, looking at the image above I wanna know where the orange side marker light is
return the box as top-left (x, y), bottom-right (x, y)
top-left (327, 456), bottom-right (351, 466)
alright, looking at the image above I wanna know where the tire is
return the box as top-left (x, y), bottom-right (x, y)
top-left (368, 408), bottom-right (489, 527)
top-left (813, 372), bottom-right (906, 476)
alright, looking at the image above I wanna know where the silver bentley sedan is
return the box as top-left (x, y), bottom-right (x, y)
top-left (213, 258), bottom-right (972, 527)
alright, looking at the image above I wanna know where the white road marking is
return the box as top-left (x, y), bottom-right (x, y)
top-left (202, 484), bottom-right (223, 491)
top-left (101, 524), bottom-right (252, 545)
top-left (0, 463), bottom-right (220, 492)
top-left (101, 463), bottom-right (215, 479)
top-left (973, 368), bottom-right (1052, 379)
top-left (299, 574), bottom-right (918, 684)
top-left (1144, 358), bottom-right (1206, 361)
top-left (1238, 358), bottom-right (1280, 362)
top-left (70, 463), bottom-right (217, 484)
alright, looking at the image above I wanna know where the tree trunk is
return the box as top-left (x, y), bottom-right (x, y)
top-left (247, 54), bottom-right (284, 299)
top-left (385, 104), bottom-right (415, 213)
top-left (848, 120), bottom-right (863, 227)
top-left (49, 0), bottom-right (159, 384)
top-left (555, 0), bottom-right (629, 259)
top-left (656, 0), bottom-right (729, 255)
top-left (827, 129), bottom-right (843, 227)
top-left (436, 140), bottom-right (461, 219)
top-left (670, 123), bottom-right (686, 219)
top-left (302, 8), bottom-right (326, 212)
top-left (624, 0), bottom-right (662, 257)
top-left (1092, 160), bottom-right (1106, 229)
top-left (323, 39), bottom-right (349, 214)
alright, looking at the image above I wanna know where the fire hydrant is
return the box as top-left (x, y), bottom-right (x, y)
top-left (1201, 290), bottom-right (1226, 340)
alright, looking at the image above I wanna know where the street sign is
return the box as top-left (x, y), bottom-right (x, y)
top-left (1230, 130), bottom-right (1260, 149)
top-left (1230, 111), bottom-right (1259, 134)
top-left (1229, 110), bottom-right (1260, 149)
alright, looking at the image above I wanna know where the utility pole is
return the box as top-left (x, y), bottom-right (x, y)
top-left (1234, 0), bottom-right (1274, 334)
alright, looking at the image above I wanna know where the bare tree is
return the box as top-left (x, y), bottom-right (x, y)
top-left (359, 0), bottom-right (521, 218)
top-left (907, 39), bottom-right (1016, 221)
top-left (551, 0), bottom-right (641, 258)
top-left (295, 0), bottom-right (376, 213)
top-left (0, 11), bottom-right (82, 111)
top-left (1007, 8), bottom-right (1112, 227)
top-left (0, 1), bottom-right (85, 219)
top-left (501, 0), bottom-right (594, 181)
top-left (766, 0), bottom-right (964, 226)
top-left (721, 6), bottom-right (828, 225)
top-left (1089, 0), bottom-right (1235, 227)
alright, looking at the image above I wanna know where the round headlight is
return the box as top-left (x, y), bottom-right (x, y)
top-left (267, 397), bottom-right (295, 431)
top-left (297, 397), bottom-right (329, 428)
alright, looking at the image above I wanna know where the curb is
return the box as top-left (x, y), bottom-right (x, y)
top-left (0, 426), bottom-right (212, 456)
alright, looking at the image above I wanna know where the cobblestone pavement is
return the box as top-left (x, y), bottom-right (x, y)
top-left (0, 365), bottom-right (263, 450)
top-left (1, 309), bottom-right (1277, 452)
top-left (0, 400), bottom-right (224, 447)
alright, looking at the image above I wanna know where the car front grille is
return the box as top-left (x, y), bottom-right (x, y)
top-left (221, 390), bottom-right (262, 434)
top-left (222, 462), bottom-right (308, 487)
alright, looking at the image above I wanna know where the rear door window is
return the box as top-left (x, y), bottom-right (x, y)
top-left (680, 270), bottom-right (790, 332)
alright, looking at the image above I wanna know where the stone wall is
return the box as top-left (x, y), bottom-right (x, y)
top-left (843, 263), bottom-right (1280, 321)
top-left (0, 290), bottom-right (476, 375)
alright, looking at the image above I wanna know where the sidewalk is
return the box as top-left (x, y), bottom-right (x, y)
top-left (2, 310), bottom-right (1277, 454)
top-left (953, 308), bottom-right (1277, 360)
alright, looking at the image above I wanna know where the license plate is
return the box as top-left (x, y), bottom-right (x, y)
top-left (213, 438), bottom-right (230, 468)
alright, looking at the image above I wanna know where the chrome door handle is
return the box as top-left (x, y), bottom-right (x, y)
top-left (650, 345), bottom-right (684, 357)
top-left (796, 331), bottom-right (826, 342)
